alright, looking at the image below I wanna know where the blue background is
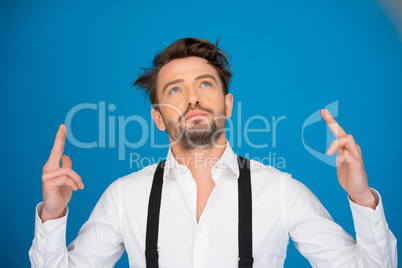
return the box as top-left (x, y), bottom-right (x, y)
top-left (1, 0), bottom-right (401, 267)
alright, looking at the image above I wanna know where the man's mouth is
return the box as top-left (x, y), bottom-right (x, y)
top-left (185, 110), bottom-right (208, 121)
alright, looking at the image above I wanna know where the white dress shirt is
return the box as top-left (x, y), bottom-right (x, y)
top-left (29, 142), bottom-right (397, 267)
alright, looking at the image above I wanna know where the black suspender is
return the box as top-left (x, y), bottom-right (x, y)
top-left (237, 155), bottom-right (254, 268)
top-left (145, 156), bottom-right (253, 267)
top-left (145, 160), bottom-right (165, 268)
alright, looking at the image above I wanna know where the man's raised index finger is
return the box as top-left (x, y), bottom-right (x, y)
top-left (320, 109), bottom-right (346, 138)
top-left (46, 124), bottom-right (67, 169)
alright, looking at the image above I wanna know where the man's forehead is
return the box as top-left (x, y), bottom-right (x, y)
top-left (157, 57), bottom-right (220, 87)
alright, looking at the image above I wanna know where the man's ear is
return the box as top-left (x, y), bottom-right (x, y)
top-left (224, 93), bottom-right (234, 118)
top-left (151, 108), bottom-right (166, 131)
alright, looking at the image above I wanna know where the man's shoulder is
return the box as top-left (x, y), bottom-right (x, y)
top-left (110, 162), bottom-right (162, 190)
top-left (247, 158), bottom-right (305, 191)
top-left (248, 158), bottom-right (291, 179)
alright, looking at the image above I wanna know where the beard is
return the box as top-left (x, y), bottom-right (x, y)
top-left (162, 103), bottom-right (227, 151)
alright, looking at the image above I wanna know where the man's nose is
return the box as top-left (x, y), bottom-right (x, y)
top-left (186, 88), bottom-right (201, 107)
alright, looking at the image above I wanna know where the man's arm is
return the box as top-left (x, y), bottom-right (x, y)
top-left (285, 109), bottom-right (397, 267)
top-left (29, 124), bottom-right (124, 267)
top-left (320, 109), bottom-right (397, 267)
top-left (29, 124), bottom-right (83, 267)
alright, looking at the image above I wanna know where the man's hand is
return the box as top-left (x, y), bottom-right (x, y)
top-left (41, 124), bottom-right (84, 222)
top-left (321, 109), bottom-right (376, 209)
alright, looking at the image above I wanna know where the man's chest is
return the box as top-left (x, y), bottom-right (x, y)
top-left (120, 176), bottom-right (287, 267)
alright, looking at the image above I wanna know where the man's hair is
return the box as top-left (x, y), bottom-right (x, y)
top-left (132, 37), bottom-right (232, 108)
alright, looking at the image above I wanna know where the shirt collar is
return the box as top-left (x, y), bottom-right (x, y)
top-left (163, 141), bottom-right (239, 181)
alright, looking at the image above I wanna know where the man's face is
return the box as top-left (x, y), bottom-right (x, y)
top-left (151, 56), bottom-right (233, 151)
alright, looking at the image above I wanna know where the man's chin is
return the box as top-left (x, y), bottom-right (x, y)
top-left (185, 118), bottom-right (210, 127)
top-left (186, 126), bottom-right (210, 132)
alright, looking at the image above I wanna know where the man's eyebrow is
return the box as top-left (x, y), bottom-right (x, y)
top-left (195, 74), bottom-right (217, 83)
top-left (163, 79), bottom-right (184, 94)
top-left (162, 74), bottom-right (217, 95)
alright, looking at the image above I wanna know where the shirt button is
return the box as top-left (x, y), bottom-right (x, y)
top-left (39, 233), bottom-right (44, 239)
top-left (374, 221), bottom-right (380, 227)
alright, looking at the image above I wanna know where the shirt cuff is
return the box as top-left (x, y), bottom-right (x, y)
top-left (34, 202), bottom-right (68, 254)
top-left (348, 189), bottom-right (389, 242)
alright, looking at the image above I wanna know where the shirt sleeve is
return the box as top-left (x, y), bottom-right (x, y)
top-left (28, 180), bottom-right (125, 268)
top-left (348, 189), bottom-right (398, 267)
top-left (285, 178), bottom-right (397, 268)
top-left (28, 203), bottom-right (70, 267)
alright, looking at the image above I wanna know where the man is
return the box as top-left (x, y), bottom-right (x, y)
top-left (29, 38), bottom-right (397, 267)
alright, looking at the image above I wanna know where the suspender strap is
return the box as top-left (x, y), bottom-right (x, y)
top-left (145, 160), bottom-right (166, 268)
top-left (145, 157), bottom-right (253, 268)
top-left (237, 155), bottom-right (254, 268)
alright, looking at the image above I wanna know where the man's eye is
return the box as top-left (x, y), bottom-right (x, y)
top-left (200, 81), bottom-right (211, 87)
top-left (169, 88), bottom-right (180, 94)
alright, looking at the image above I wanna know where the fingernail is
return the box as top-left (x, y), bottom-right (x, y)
top-left (58, 124), bottom-right (64, 136)
top-left (81, 184), bottom-right (85, 189)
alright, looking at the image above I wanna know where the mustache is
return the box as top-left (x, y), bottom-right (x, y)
top-left (179, 104), bottom-right (214, 121)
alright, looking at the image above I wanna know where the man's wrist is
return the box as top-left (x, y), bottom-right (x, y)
top-left (349, 189), bottom-right (377, 210)
top-left (40, 205), bottom-right (67, 223)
